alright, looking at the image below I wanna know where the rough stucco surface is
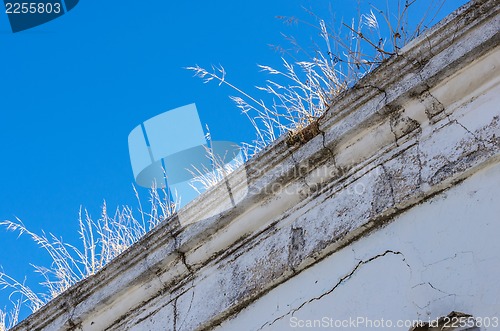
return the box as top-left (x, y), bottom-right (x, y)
top-left (218, 161), bottom-right (500, 331)
top-left (12, 0), bottom-right (500, 330)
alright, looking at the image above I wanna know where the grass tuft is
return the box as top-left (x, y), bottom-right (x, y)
top-left (0, 185), bottom-right (177, 329)
top-left (187, 0), bottom-right (448, 190)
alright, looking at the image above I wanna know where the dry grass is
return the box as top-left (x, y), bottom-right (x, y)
top-left (187, 126), bottom-right (245, 193)
top-left (187, 0), bottom-right (448, 160)
top-left (0, 185), bottom-right (177, 329)
top-left (0, 300), bottom-right (20, 331)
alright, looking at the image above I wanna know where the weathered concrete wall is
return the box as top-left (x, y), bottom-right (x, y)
top-left (12, 0), bottom-right (500, 330)
top-left (218, 162), bottom-right (500, 330)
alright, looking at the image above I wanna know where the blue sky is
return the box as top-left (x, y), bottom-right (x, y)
top-left (0, 0), bottom-right (467, 320)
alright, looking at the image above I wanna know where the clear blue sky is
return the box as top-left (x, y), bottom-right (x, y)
top-left (0, 0), bottom-right (467, 320)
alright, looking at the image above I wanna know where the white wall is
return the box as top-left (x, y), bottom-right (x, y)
top-left (217, 161), bottom-right (500, 331)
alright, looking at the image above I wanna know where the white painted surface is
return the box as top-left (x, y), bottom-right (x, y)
top-left (218, 161), bottom-right (500, 330)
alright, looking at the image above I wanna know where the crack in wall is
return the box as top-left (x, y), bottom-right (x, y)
top-left (422, 251), bottom-right (474, 269)
top-left (66, 299), bottom-right (82, 331)
top-left (413, 83), bottom-right (497, 186)
top-left (389, 113), bottom-right (401, 147)
top-left (427, 282), bottom-right (452, 296)
top-left (424, 35), bottom-right (436, 58)
top-left (110, 228), bottom-right (196, 331)
top-left (131, 284), bottom-right (195, 331)
top-left (426, 85), bottom-right (495, 148)
top-left (256, 250), bottom-right (410, 331)
top-left (355, 84), bottom-right (388, 113)
top-left (451, 118), bottom-right (492, 148)
top-left (412, 284), bottom-right (457, 311)
top-left (167, 228), bottom-right (194, 275)
top-left (416, 140), bottom-right (424, 189)
top-left (101, 242), bottom-right (171, 330)
top-left (176, 281), bottom-right (196, 331)
top-left (173, 296), bottom-right (178, 331)
top-left (288, 150), bottom-right (312, 196)
top-left (319, 130), bottom-right (336, 163)
top-left (409, 252), bottom-right (475, 311)
top-left (318, 83), bottom-right (389, 164)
